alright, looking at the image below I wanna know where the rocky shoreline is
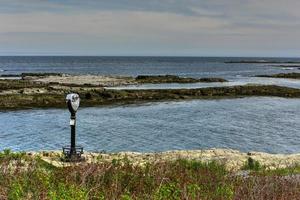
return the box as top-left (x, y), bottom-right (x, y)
top-left (225, 60), bottom-right (300, 64)
top-left (256, 72), bottom-right (300, 79)
top-left (1, 73), bottom-right (228, 86)
top-left (2, 84), bottom-right (300, 110)
top-left (32, 148), bottom-right (300, 171)
top-left (1, 73), bottom-right (300, 110)
top-left (135, 75), bottom-right (227, 83)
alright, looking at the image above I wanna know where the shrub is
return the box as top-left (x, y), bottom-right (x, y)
top-left (242, 157), bottom-right (262, 171)
top-left (154, 183), bottom-right (181, 200)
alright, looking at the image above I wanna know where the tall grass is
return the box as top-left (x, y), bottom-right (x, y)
top-left (0, 150), bottom-right (299, 199)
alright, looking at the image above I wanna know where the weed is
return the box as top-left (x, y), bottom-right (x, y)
top-left (0, 156), bottom-right (299, 199)
top-left (242, 157), bottom-right (262, 171)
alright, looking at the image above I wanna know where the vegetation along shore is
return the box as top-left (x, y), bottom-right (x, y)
top-left (0, 148), bottom-right (299, 199)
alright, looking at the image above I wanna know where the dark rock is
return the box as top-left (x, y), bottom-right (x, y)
top-left (21, 73), bottom-right (63, 77)
top-left (85, 92), bottom-right (92, 99)
top-left (198, 77), bottom-right (227, 82)
top-left (256, 73), bottom-right (300, 79)
top-left (135, 75), bottom-right (227, 83)
top-left (225, 60), bottom-right (300, 64)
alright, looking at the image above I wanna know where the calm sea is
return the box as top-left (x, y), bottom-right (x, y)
top-left (0, 56), bottom-right (300, 153)
top-left (0, 56), bottom-right (300, 78)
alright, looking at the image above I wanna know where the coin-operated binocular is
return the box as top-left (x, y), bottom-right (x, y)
top-left (62, 93), bottom-right (84, 162)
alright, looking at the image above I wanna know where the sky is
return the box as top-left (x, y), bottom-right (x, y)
top-left (0, 0), bottom-right (300, 57)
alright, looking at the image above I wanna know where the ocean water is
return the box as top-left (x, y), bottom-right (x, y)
top-left (0, 56), bottom-right (300, 78)
top-left (1, 56), bottom-right (300, 153)
top-left (0, 97), bottom-right (299, 154)
top-left (1, 56), bottom-right (300, 89)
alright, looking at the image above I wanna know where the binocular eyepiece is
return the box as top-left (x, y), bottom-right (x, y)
top-left (66, 93), bottom-right (80, 114)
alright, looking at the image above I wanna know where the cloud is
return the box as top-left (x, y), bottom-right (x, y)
top-left (0, 0), bottom-right (300, 56)
top-left (0, 11), bottom-right (232, 52)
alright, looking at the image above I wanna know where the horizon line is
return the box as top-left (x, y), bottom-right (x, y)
top-left (0, 55), bottom-right (299, 58)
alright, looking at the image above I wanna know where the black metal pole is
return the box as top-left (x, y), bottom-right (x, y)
top-left (70, 113), bottom-right (76, 156)
top-left (63, 95), bottom-right (83, 162)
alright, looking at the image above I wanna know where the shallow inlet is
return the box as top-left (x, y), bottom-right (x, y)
top-left (0, 97), bottom-right (300, 154)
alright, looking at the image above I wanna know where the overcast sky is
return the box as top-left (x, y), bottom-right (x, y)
top-left (0, 0), bottom-right (300, 57)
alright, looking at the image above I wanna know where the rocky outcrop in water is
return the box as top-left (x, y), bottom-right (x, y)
top-left (225, 60), bottom-right (300, 64)
top-left (1, 74), bottom-right (228, 86)
top-left (135, 75), bottom-right (227, 83)
top-left (256, 72), bottom-right (300, 79)
top-left (1, 73), bottom-right (300, 110)
top-left (1, 77), bottom-right (300, 110)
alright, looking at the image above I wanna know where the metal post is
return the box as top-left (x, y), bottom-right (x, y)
top-left (63, 93), bottom-right (84, 162)
top-left (70, 113), bottom-right (76, 156)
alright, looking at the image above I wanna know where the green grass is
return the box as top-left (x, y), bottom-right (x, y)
top-left (242, 157), bottom-right (300, 176)
top-left (0, 150), bottom-right (299, 199)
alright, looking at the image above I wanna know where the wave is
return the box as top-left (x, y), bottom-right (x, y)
top-left (281, 67), bottom-right (294, 70)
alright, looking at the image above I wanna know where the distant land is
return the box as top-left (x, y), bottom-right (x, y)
top-left (225, 60), bottom-right (300, 64)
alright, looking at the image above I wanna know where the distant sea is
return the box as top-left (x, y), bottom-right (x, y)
top-left (1, 56), bottom-right (300, 78)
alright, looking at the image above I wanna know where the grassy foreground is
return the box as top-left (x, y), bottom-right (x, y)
top-left (0, 150), bottom-right (299, 199)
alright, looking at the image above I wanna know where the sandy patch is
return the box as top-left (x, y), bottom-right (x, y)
top-left (25, 75), bottom-right (136, 87)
